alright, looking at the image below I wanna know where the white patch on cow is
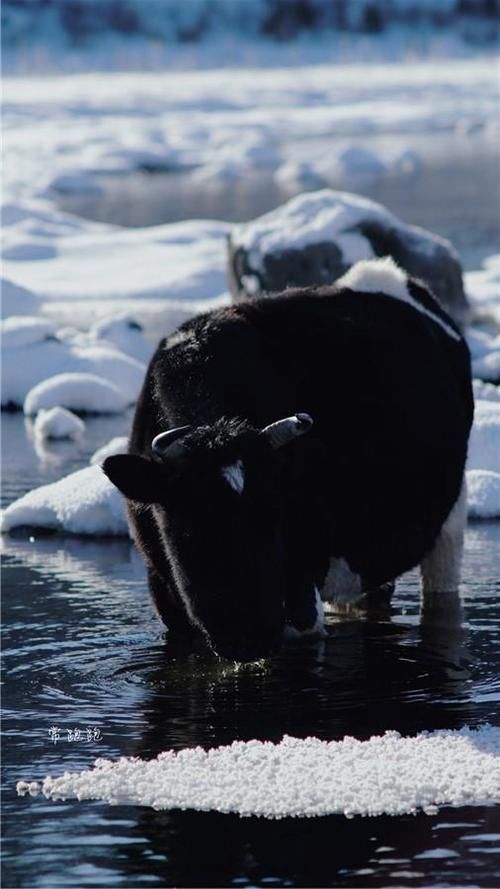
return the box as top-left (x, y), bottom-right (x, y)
top-left (319, 557), bottom-right (363, 605)
top-left (336, 257), bottom-right (460, 342)
top-left (222, 459), bottom-right (245, 495)
top-left (420, 476), bottom-right (467, 595)
top-left (284, 588), bottom-right (326, 640)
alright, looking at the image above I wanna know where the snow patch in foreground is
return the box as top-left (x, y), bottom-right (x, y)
top-left (16, 726), bottom-right (500, 819)
top-left (0, 464), bottom-right (127, 537)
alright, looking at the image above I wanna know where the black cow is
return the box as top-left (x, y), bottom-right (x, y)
top-left (103, 257), bottom-right (473, 661)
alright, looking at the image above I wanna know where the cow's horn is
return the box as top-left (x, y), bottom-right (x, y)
top-left (262, 413), bottom-right (313, 449)
top-left (152, 425), bottom-right (192, 459)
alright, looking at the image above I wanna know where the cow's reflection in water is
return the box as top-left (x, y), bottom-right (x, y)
top-left (113, 596), bottom-right (476, 889)
top-left (127, 590), bottom-right (473, 760)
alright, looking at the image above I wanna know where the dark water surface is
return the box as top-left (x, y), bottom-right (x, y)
top-left (2, 413), bottom-right (500, 888)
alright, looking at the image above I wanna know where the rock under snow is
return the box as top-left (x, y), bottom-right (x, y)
top-left (227, 189), bottom-right (468, 325)
top-left (24, 373), bottom-right (133, 416)
top-left (16, 726), bottom-right (500, 819)
top-left (33, 406), bottom-right (85, 441)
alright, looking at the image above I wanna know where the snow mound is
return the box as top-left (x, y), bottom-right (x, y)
top-left (33, 406), bottom-right (85, 441)
top-left (334, 145), bottom-right (386, 180)
top-left (473, 380), bottom-right (500, 403)
top-left (1, 279), bottom-right (40, 319)
top-left (0, 464), bottom-right (127, 537)
top-left (472, 351), bottom-right (500, 385)
top-left (467, 400), bottom-right (500, 474)
top-left (90, 436), bottom-right (129, 465)
top-left (1, 316), bottom-right (57, 348)
top-left (16, 726), bottom-right (500, 819)
top-left (465, 399), bottom-right (500, 516)
top-left (2, 337), bottom-right (145, 409)
top-left (89, 314), bottom-right (153, 364)
top-left (467, 471), bottom-right (500, 520)
top-left (465, 254), bottom-right (500, 317)
top-left (24, 373), bottom-right (133, 416)
top-left (274, 161), bottom-right (326, 191)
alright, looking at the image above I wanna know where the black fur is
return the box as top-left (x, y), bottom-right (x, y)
top-left (103, 278), bottom-right (473, 661)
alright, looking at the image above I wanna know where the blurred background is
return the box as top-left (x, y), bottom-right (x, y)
top-left (2, 0), bottom-right (499, 73)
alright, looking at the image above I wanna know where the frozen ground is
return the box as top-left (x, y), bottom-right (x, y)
top-left (1, 57), bottom-right (500, 530)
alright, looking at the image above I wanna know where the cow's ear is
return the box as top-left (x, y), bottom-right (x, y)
top-left (102, 455), bottom-right (163, 503)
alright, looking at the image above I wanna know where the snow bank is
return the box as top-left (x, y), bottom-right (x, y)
top-left (2, 337), bottom-right (145, 409)
top-left (0, 464), bottom-right (127, 537)
top-left (16, 726), bottom-right (500, 819)
top-left (473, 380), bottom-right (500, 403)
top-left (467, 471), bottom-right (500, 520)
top-left (467, 400), bottom-right (500, 474)
top-left (33, 406), bottom-right (85, 441)
top-left (465, 254), bottom-right (500, 319)
top-left (1, 279), bottom-right (40, 319)
top-left (24, 373), bottom-right (133, 416)
top-left (89, 314), bottom-right (153, 364)
top-left (1, 316), bottom-right (56, 348)
top-left (465, 398), bottom-right (500, 518)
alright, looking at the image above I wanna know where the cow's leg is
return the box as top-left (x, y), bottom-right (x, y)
top-left (420, 477), bottom-right (467, 596)
top-left (284, 586), bottom-right (326, 640)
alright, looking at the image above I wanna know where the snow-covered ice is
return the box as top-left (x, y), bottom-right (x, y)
top-left (16, 726), bottom-right (500, 818)
top-left (23, 373), bottom-right (134, 417)
top-left (33, 406), bottom-right (85, 441)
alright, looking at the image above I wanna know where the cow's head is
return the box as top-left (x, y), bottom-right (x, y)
top-left (103, 413), bottom-right (313, 661)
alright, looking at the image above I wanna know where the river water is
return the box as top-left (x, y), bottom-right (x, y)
top-left (3, 142), bottom-right (500, 887)
top-left (2, 413), bottom-right (500, 887)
